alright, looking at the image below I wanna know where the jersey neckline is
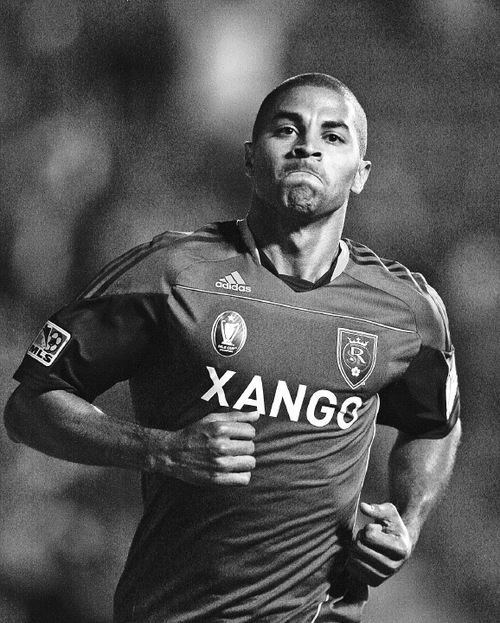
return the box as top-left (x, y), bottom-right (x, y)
top-left (236, 218), bottom-right (350, 286)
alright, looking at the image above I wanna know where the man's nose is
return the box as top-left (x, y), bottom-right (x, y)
top-left (291, 134), bottom-right (322, 159)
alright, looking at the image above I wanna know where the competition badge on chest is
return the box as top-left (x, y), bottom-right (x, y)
top-left (212, 311), bottom-right (247, 357)
top-left (337, 328), bottom-right (378, 389)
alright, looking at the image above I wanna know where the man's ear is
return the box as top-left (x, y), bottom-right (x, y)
top-left (351, 159), bottom-right (371, 195)
top-left (244, 141), bottom-right (253, 179)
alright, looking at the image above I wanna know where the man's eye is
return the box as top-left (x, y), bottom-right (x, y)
top-left (275, 126), bottom-right (297, 136)
top-left (324, 133), bottom-right (342, 143)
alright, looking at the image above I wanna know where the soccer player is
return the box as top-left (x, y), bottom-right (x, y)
top-left (4, 73), bottom-right (461, 623)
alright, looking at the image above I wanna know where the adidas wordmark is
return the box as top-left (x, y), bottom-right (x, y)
top-left (215, 271), bottom-right (251, 293)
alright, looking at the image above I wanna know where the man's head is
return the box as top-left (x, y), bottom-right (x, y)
top-left (245, 73), bottom-right (371, 225)
top-left (251, 73), bottom-right (368, 158)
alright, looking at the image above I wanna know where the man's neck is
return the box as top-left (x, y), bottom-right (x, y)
top-left (246, 199), bottom-right (346, 282)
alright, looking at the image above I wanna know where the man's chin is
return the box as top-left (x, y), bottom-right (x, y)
top-left (282, 186), bottom-right (325, 221)
top-left (284, 186), bottom-right (317, 212)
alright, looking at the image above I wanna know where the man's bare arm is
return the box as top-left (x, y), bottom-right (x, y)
top-left (348, 420), bottom-right (462, 586)
top-left (4, 385), bottom-right (258, 486)
top-left (389, 420), bottom-right (462, 545)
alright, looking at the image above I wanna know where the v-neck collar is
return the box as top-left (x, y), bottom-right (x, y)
top-left (259, 250), bottom-right (338, 292)
top-left (236, 218), bottom-right (349, 285)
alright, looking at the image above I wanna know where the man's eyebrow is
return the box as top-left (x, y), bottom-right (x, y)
top-left (270, 111), bottom-right (351, 133)
top-left (271, 110), bottom-right (303, 124)
top-left (322, 120), bottom-right (350, 132)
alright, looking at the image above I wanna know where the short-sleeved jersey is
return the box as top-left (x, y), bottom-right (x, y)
top-left (14, 220), bottom-right (460, 623)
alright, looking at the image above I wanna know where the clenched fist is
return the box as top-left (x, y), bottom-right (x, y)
top-left (150, 411), bottom-right (259, 486)
top-left (347, 502), bottom-right (413, 587)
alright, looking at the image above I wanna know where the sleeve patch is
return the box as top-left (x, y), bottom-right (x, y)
top-left (26, 321), bottom-right (71, 367)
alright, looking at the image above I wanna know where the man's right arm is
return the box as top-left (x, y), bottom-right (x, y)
top-left (4, 385), bottom-right (258, 486)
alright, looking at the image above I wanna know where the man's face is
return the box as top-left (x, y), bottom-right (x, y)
top-left (245, 86), bottom-right (371, 222)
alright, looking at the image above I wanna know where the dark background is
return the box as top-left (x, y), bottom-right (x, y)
top-left (1, 1), bottom-right (499, 621)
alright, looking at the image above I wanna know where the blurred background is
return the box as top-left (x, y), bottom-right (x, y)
top-left (0, 0), bottom-right (499, 621)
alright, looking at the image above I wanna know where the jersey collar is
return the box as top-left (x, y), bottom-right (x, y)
top-left (236, 217), bottom-right (349, 283)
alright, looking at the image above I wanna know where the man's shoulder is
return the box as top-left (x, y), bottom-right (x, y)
top-left (150, 220), bottom-right (236, 247)
top-left (79, 221), bottom-right (242, 298)
top-left (344, 239), bottom-right (451, 347)
top-left (345, 239), bottom-right (429, 294)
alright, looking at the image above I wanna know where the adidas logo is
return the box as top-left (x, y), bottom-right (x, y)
top-left (215, 271), bottom-right (251, 293)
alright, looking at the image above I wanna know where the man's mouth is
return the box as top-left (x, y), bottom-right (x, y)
top-left (284, 169), bottom-right (322, 182)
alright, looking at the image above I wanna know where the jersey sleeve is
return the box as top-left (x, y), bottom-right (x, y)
top-left (12, 233), bottom-right (182, 402)
top-left (377, 282), bottom-right (460, 438)
top-left (14, 294), bottom-right (166, 402)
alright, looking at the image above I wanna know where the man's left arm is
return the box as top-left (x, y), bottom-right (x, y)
top-left (348, 419), bottom-right (461, 586)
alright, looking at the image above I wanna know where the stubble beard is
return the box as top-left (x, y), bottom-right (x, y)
top-left (281, 185), bottom-right (326, 224)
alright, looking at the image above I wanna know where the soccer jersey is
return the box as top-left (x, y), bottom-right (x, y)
top-left (14, 219), bottom-right (460, 623)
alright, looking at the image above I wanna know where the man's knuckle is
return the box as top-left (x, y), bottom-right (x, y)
top-left (220, 423), bottom-right (233, 437)
top-left (213, 438), bottom-right (229, 454)
top-left (214, 456), bottom-right (231, 471)
top-left (208, 421), bottom-right (221, 435)
top-left (210, 472), bottom-right (225, 485)
top-left (243, 424), bottom-right (256, 438)
top-left (364, 525), bottom-right (378, 539)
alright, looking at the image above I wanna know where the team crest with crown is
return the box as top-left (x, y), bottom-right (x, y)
top-left (337, 328), bottom-right (378, 389)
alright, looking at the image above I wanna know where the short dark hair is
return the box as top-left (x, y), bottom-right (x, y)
top-left (251, 73), bottom-right (368, 157)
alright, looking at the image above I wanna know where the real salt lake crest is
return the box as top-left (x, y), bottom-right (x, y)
top-left (337, 328), bottom-right (378, 389)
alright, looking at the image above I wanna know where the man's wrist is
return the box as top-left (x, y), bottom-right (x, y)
top-left (399, 513), bottom-right (421, 552)
top-left (141, 426), bottom-right (177, 476)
